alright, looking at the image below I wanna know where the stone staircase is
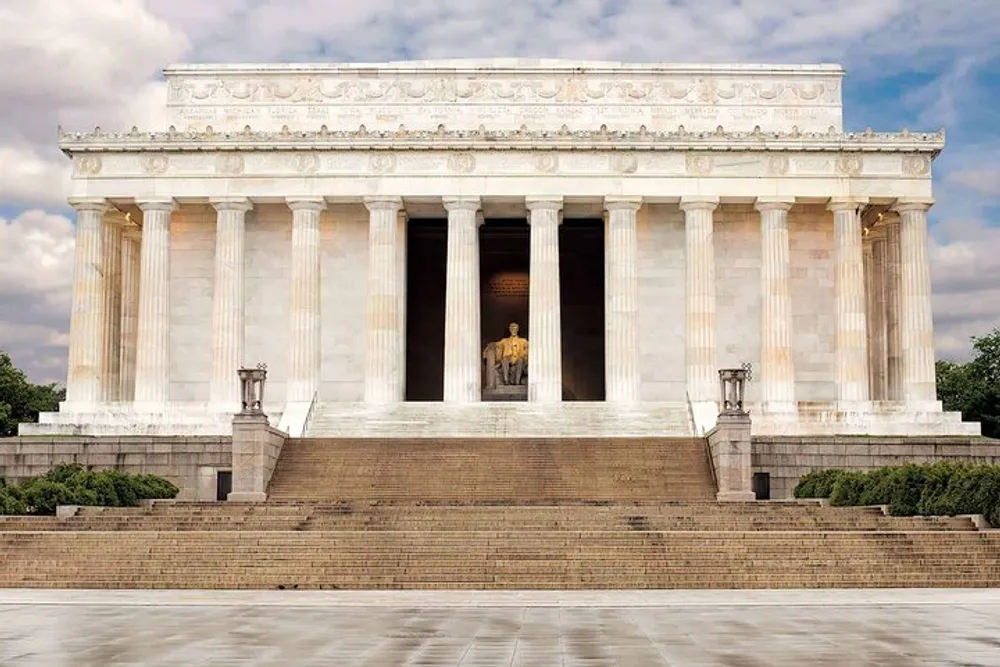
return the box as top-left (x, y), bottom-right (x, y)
top-left (1, 502), bottom-right (997, 589)
top-left (267, 437), bottom-right (716, 502)
top-left (1, 435), bottom-right (998, 590)
top-left (304, 402), bottom-right (695, 437)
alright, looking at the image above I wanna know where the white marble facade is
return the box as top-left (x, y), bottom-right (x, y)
top-left (25, 60), bottom-right (977, 437)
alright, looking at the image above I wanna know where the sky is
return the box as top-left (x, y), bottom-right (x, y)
top-left (1, 0), bottom-right (999, 384)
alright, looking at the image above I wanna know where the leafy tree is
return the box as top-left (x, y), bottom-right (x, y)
top-left (0, 351), bottom-right (65, 437)
top-left (936, 327), bottom-right (1000, 439)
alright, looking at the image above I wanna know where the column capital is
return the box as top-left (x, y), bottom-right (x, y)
top-left (679, 196), bottom-right (720, 212)
top-left (286, 197), bottom-right (327, 212)
top-left (754, 197), bottom-right (795, 212)
top-left (363, 195), bottom-right (403, 212)
top-left (210, 197), bottom-right (253, 213)
top-left (442, 196), bottom-right (481, 212)
top-left (604, 196), bottom-right (642, 212)
top-left (892, 198), bottom-right (934, 213)
top-left (525, 196), bottom-right (564, 212)
top-left (135, 198), bottom-right (177, 213)
top-left (827, 197), bottom-right (869, 212)
top-left (68, 197), bottom-right (109, 213)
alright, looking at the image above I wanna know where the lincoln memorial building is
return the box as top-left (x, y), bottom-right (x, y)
top-left (26, 59), bottom-right (978, 439)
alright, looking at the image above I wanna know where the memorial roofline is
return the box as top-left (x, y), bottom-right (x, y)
top-left (58, 126), bottom-right (945, 156)
top-left (163, 60), bottom-right (846, 76)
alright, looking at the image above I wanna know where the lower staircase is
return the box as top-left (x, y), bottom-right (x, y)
top-left (1, 436), bottom-right (998, 589)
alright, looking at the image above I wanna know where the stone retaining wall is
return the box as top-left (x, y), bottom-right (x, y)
top-left (753, 436), bottom-right (1000, 499)
top-left (0, 436), bottom-right (232, 501)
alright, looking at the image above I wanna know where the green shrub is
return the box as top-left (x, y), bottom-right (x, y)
top-left (793, 469), bottom-right (844, 499)
top-left (0, 465), bottom-right (179, 515)
top-left (793, 462), bottom-right (1000, 527)
top-left (0, 480), bottom-right (26, 515)
top-left (829, 471), bottom-right (868, 507)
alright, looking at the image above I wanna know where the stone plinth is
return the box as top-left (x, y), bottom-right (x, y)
top-left (707, 413), bottom-right (755, 502)
top-left (228, 413), bottom-right (286, 502)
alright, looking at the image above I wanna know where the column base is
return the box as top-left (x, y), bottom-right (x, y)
top-left (227, 492), bottom-right (267, 502)
top-left (834, 400), bottom-right (874, 413)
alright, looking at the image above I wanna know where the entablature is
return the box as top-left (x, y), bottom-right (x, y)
top-left (59, 126), bottom-right (945, 156)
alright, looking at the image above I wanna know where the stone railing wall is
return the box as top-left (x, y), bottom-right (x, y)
top-left (0, 436), bottom-right (232, 501)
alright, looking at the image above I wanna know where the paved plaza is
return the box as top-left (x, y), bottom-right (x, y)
top-left (1, 590), bottom-right (999, 666)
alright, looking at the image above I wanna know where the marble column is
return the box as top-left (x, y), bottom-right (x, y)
top-left (133, 199), bottom-right (176, 408)
top-left (285, 198), bottom-right (325, 404)
top-left (894, 199), bottom-right (938, 404)
top-left (442, 197), bottom-right (482, 403)
top-left (755, 198), bottom-right (796, 413)
top-left (863, 235), bottom-right (875, 399)
top-left (65, 198), bottom-right (109, 407)
top-left (101, 211), bottom-right (125, 403)
top-left (680, 196), bottom-right (720, 428)
top-left (364, 196), bottom-right (404, 403)
top-left (869, 227), bottom-right (889, 400)
top-left (208, 198), bottom-right (252, 410)
top-left (883, 213), bottom-right (904, 400)
top-left (397, 210), bottom-right (409, 400)
top-left (526, 197), bottom-right (563, 403)
top-left (604, 196), bottom-right (642, 403)
top-left (119, 225), bottom-right (142, 402)
top-left (829, 198), bottom-right (870, 405)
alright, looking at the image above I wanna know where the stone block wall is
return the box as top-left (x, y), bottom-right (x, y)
top-left (0, 436), bottom-right (232, 501)
top-left (753, 436), bottom-right (1000, 499)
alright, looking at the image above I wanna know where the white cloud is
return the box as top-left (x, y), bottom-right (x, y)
top-left (946, 168), bottom-right (1000, 197)
top-left (0, 210), bottom-right (75, 384)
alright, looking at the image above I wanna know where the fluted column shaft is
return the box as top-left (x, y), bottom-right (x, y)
top-left (364, 196), bottom-right (404, 403)
top-left (829, 198), bottom-right (870, 404)
top-left (604, 197), bottom-right (642, 403)
top-left (397, 210), bottom-right (408, 400)
top-left (869, 229), bottom-right (889, 400)
top-left (863, 236), bottom-right (875, 398)
top-left (884, 214), bottom-right (904, 400)
top-left (134, 199), bottom-right (176, 407)
top-left (443, 197), bottom-right (482, 403)
top-left (100, 213), bottom-right (125, 402)
top-left (681, 196), bottom-right (719, 406)
top-left (286, 198), bottom-right (325, 403)
top-left (895, 200), bottom-right (937, 403)
top-left (756, 198), bottom-right (796, 413)
top-left (65, 198), bottom-right (109, 406)
top-left (527, 197), bottom-right (563, 403)
top-left (119, 227), bottom-right (142, 401)
top-left (208, 198), bottom-right (251, 409)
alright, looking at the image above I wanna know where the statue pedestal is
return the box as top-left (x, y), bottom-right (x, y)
top-left (483, 385), bottom-right (528, 402)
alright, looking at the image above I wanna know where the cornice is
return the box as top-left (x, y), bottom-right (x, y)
top-left (58, 125), bottom-right (945, 156)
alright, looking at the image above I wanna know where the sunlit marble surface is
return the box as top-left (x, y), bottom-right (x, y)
top-left (1, 590), bottom-right (999, 666)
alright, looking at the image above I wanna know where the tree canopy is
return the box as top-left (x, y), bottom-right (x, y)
top-left (936, 327), bottom-right (1000, 439)
top-left (0, 351), bottom-right (65, 437)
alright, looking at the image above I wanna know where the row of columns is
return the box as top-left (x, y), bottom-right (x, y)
top-left (64, 194), bottom-right (938, 412)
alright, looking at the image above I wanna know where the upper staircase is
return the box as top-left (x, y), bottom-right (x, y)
top-left (267, 437), bottom-right (716, 502)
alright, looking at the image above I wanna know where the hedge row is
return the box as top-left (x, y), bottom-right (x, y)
top-left (794, 462), bottom-right (1000, 527)
top-left (0, 464), bottom-right (178, 515)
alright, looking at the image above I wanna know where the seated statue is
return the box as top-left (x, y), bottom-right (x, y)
top-left (483, 322), bottom-right (529, 389)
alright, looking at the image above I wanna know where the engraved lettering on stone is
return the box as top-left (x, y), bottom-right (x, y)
top-left (369, 153), bottom-right (397, 174)
top-left (74, 156), bottom-right (102, 176)
top-left (215, 153), bottom-right (245, 175)
top-left (902, 155), bottom-right (931, 176)
top-left (767, 155), bottom-right (790, 175)
top-left (141, 155), bottom-right (169, 175)
top-left (533, 153), bottom-right (559, 174)
top-left (686, 154), bottom-right (714, 175)
top-left (837, 154), bottom-right (864, 176)
top-left (290, 153), bottom-right (319, 174)
top-left (447, 152), bottom-right (476, 173)
top-left (610, 153), bottom-right (638, 174)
